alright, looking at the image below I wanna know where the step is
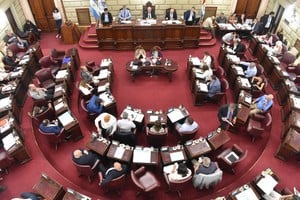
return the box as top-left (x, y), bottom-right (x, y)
top-left (199, 38), bottom-right (217, 46)
top-left (199, 34), bottom-right (213, 41)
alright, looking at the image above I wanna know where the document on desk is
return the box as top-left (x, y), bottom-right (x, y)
top-left (170, 151), bottom-right (184, 162)
top-left (167, 109), bottom-right (184, 123)
top-left (55, 70), bottom-right (68, 79)
top-left (235, 188), bottom-right (259, 200)
top-left (133, 149), bottom-right (151, 163)
top-left (54, 102), bottom-right (64, 111)
top-left (256, 174), bottom-right (278, 195)
top-left (135, 113), bottom-right (144, 123)
top-left (149, 115), bottom-right (159, 122)
top-left (0, 97), bottom-right (12, 110)
top-left (97, 69), bottom-right (109, 80)
top-left (2, 133), bottom-right (16, 151)
top-left (191, 57), bottom-right (201, 66)
top-left (245, 95), bottom-right (252, 104)
top-left (198, 82), bottom-right (208, 92)
top-left (0, 119), bottom-right (10, 133)
top-left (100, 59), bottom-right (112, 67)
top-left (292, 96), bottom-right (300, 109)
top-left (58, 111), bottom-right (74, 127)
top-left (240, 78), bottom-right (251, 88)
top-left (114, 147), bottom-right (125, 159)
top-left (233, 66), bottom-right (244, 76)
top-left (99, 92), bottom-right (113, 107)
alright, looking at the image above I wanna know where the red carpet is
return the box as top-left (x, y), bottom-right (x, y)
top-left (1, 32), bottom-right (299, 200)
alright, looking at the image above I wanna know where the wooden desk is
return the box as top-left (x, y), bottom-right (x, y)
top-left (167, 106), bottom-right (189, 124)
top-left (276, 128), bottom-right (300, 160)
top-left (237, 90), bottom-right (252, 107)
top-left (207, 130), bottom-right (231, 150)
top-left (234, 77), bottom-right (252, 101)
top-left (96, 20), bottom-right (200, 50)
top-left (248, 36), bottom-right (259, 55)
top-left (61, 22), bottom-right (81, 44)
top-left (228, 104), bottom-right (250, 133)
top-left (33, 173), bottom-right (65, 200)
top-left (193, 81), bottom-right (208, 105)
top-left (269, 65), bottom-right (289, 90)
top-left (282, 111), bottom-right (300, 139)
top-left (63, 188), bottom-right (91, 200)
top-left (252, 168), bottom-right (279, 197)
top-left (260, 54), bottom-right (279, 76)
top-left (57, 111), bottom-right (83, 141)
top-left (86, 137), bottom-right (111, 156)
top-left (106, 142), bottom-right (134, 163)
top-left (254, 44), bottom-right (267, 63)
top-left (281, 94), bottom-right (300, 121)
top-left (229, 183), bottom-right (260, 200)
top-left (160, 145), bottom-right (188, 166)
top-left (216, 23), bottom-right (251, 38)
top-left (126, 59), bottom-right (178, 81)
top-left (276, 79), bottom-right (299, 106)
top-left (145, 110), bottom-right (167, 126)
top-left (53, 97), bottom-right (69, 116)
top-left (132, 147), bottom-right (159, 166)
top-left (184, 137), bottom-right (212, 159)
top-left (228, 64), bottom-right (245, 89)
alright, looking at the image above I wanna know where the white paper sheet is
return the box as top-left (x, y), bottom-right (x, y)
top-left (191, 57), bottom-right (201, 66)
top-left (58, 111), bottom-right (74, 127)
top-left (235, 188), bottom-right (259, 200)
top-left (133, 149), bottom-right (151, 163)
top-left (114, 147), bottom-right (125, 159)
top-left (256, 174), bottom-right (278, 195)
top-left (170, 151), bottom-right (184, 162)
top-left (167, 109), bottom-right (184, 123)
top-left (2, 133), bottom-right (16, 151)
top-left (149, 115), bottom-right (159, 122)
top-left (198, 82), bottom-right (208, 92)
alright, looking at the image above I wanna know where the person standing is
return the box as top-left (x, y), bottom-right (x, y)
top-left (52, 8), bottom-right (62, 38)
top-left (217, 103), bottom-right (238, 130)
top-left (261, 11), bottom-right (275, 34)
top-left (101, 8), bottom-right (113, 26)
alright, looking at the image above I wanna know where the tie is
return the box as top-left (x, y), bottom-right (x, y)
top-left (148, 13), bottom-right (151, 19)
top-left (228, 111), bottom-right (232, 121)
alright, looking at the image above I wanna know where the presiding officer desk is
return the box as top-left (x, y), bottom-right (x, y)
top-left (96, 19), bottom-right (200, 50)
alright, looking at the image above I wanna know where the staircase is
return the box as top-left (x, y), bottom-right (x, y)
top-left (79, 25), bottom-right (99, 49)
top-left (199, 29), bottom-right (217, 47)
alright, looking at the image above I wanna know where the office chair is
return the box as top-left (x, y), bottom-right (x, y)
top-left (98, 172), bottom-right (126, 195)
top-left (246, 112), bottom-right (272, 142)
top-left (35, 68), bottom-right (56, 89)
top-left (176, 127), bottom-right (198, 144)
top-left (146, 126), bottom-right (168, 147)
top-left (0, 149), bottom-right (14, 174)
top-left (38, 127), bottom-right (67, 150)
top-left (72, 159), bottom-right (100, 183)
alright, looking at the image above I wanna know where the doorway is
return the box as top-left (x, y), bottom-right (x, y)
top-left (271, 5), bottom-right (285, 33)
top-left (5, 8), bottom-right (18, 33)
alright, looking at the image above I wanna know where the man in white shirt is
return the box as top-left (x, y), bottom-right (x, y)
top-left (239, 61), bottom-right (257, 78)
top-left (175, 117), bottom-right (198, 133)
top-left (117, 112), bottom-right (136, 133)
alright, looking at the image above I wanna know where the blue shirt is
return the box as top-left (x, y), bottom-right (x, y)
top-left (87, 95), bottom-right (103, 114)
top-left (39, 123), bottom-right (62, 135)
top-left (255, 95), bottom-right (273, 112)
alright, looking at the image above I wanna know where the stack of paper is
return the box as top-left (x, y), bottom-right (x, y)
top-left (0, 97), bottom-right (11, 110)
top-left (114, 147), bottom-right (125, 159)
top-left (198, 82), bottom-right (208, 92)
top-left (58, 111), bottom-right (74, 127)
top-left (167, 109), bottom-right (184, 123)
top-left (55, 70), bottom-right (68, 79)
top-left (256, 174), bottom-right (278, 195)
top-left (97, 69), bottom-right (110, 80)
top-left (99, 92), bottom-right (114, 106)
top-left (170, 151), bottom-right (184, 162)
top-left (240, 78), bottom-right (251, 88)
top-left (100, 59), bottom-right (112, 67)
top-left (233, 66), bottom-right (244, 75)
top-left (133, 149), bottom-right (151, 163)
top-left (2, 133), bottom-right (16, 151)
top-left (292, 96), bottom-right (300, 109)
top-left (191, 57), bottom-right (201, 66)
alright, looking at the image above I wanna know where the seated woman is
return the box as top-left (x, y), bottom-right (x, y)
top-left (28, 103), bottom-right (50, 118)
top-left (251, 76), bottom-right (265, 91)
top-left (150, 46), bottom-right (162, 60)
top-left (193, 157), bottom-right (217, 175)
top-left (163, 162), bottom-right (192, 181)
top-left (79, 80), bottom-right (94, 96)
top-left (23, 19), bottom-right (41, 40)
top-left (39, 119), bottom-right (63, 135)
top-left (134, 45), bottom-right (146, 60)
top-left (229, 38), bottom-right (245, 55)
top-left (259, 32), bottom-right (273, 46)
top-left (201, 51), bottom-right (213, 68)
top-left (86, 94), bottom-right (104, 114)
top-left (271, 40), bottom-right (283, 57)
top-left (150, 120), bottom-right (165, 133)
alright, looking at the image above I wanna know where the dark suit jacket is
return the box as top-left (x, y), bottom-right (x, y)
top-left (184, 10), bottom-right (196, 22)
top-left (217, 104), bottom-right (238, 121)
top-left (260, 14), bottom-right (275, 29)
top-left (143, 10), bottom-right (156, 19)
top-left (232, 43), bottom-right (246, 54)
top-left (72, 149), bottom-right (98, 167)
top-left (101, 164), bottom-right (128, 186)
top-left (251, 22), bottom-right (263, 35)
top-left (101, 12), bottom-right (113, 25)
top-left (165, 10), bottom-right (177, 20)
top-left (196, 162), bottom-right (217, 175)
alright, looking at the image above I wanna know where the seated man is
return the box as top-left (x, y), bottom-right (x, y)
top-left (250, 94), bottom-right (274, 115)
top-left (101, 8), bottom-right (113, 26)
top-left (238, 61), bottom-right (257, 78)
top-left (87, 95), bottom-right (104, 114)
top-left (80, 66), bottom-right (93, 83)
top-left (193, 157), bottom-right (217, 175)
top-left (143, 6), bottom-right (156, 19)
top-left (39, 119), bottom-right (63, 135)
top-left (175, 117), bottom-right (198, 133)
top-left (117, 112), bottom-right (136, 133)
top-left (163, 162), bottom-right (192, 181)
top-left (95, 112), bottom-right (117, 138)
top-left (3, 49), bottom-right (20, 70)
top-left (165, 8), bottom-right (177, 20)
top-left (11, 192), bottom-right (42, 200)
top-left (207, 75), bottom-right (221, 99)
top-left (118, 5), bottom-right (131, 21)
top-left (23, 19), bottom-right (41, 40)
top-left (222, 32), bottom-right (237, 45)
top-left (216, 12), bottom-right (227, 23)
top-left (99, 161), bottom-right (128, 186)
top-left (3, 30), bottom-right (28, 49)
top-left (184, 7), bottom-right (196, 25)
top-left (134, 45), bottom-right (146, 60)
top-left (228, 38), bottom-right (245, 55)
top-left (150, 46), bottom-right (162, 60)
top-left (28, 84), bottom-right (54, 100)
top-left (218, 103), bottom-right (238, 130)
top-left (150, 120), bottom-right (165, 133)
top-left (72, 149), bottom-right (102, 170)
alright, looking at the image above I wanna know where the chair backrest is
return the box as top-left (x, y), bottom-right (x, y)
top-left (281, 52), bottom-right (296, 65)
top-left (131, 166), bottom-right (147, 190)
top-left (100, 172), bottom-right (126, 190)
top-left (7, 42), bottom-right (26, 55)
top-left (215, 66), bottom-right (225, 78)
top-left (146, 127), bottom-right (168, 147)
top-left (35, 68), bottom-right (54, 83)
top-left (232, 144), bottom-right (248, 164)
top-left (178, 127), bottom-right (198, 143)
top-left (72, 160), bottom-right (94, 176)
top-left (143, 1), bottom-right (155, 16)
top-left (38, 127), bottom-right (65, 148)
top-left (220, 78), bottom-right (229, 92)
top-left (39, 56), bottom-right (56, 68)
top-left (192, 167), bottom-right (223, 190)
top-left (167, 173), bottom-right (192, 191)
top-left (256, 64), bottom-right (264, 76)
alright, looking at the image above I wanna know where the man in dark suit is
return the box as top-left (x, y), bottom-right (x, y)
top-left (251, 18), bottom-right (263, 35)
top-left (230, 38), bottom-right (245, 55)
top-left (99, 162), bottom-right (128, 186)
top-left (184, 7), bottom-right (196, 25)
top-left (217, 103), bottom-right (238, 130)
top-left (260, 11), bottom-right (275, 34)
top-left (72, 149), bottom-right (101, 169)
top-left (165, 8), bottom-right (177, 20)
top-left (39, 119), bottom-right (63, 135)
top-left (101, 8), bottom-right (113, 25)
top-left (143, 6), bottom-right (156, 19)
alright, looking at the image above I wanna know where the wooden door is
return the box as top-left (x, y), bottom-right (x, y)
top-left (235, 0), bottom-right (261, 18)
top-left (5, 8), bottom-right (18, 33)
top-left (27, 0), bottom-right (56, 32)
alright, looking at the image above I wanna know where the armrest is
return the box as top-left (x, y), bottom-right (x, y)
top-left (286, 66), bottom-right (297, 73)
top-left (232, 144), bottom-right (244, 155)
top-left (163, 172), bottom-right (170, 185)
top-left (134, 166), bottom-right (146, 177)
top-left (86, 61), bottom-right (95, 66)
top-left (252, 113), bottom-right (266, 121)
top-left (92, 159), bottom-right (100, 170)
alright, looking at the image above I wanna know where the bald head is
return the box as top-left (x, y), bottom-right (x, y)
top-left (113, 162), bottom-right (122, 171)
top-left (73, 149), bottom-right (83, 158)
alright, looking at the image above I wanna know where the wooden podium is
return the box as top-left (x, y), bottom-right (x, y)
top-left (61, 21), bottom-right (81, 44)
